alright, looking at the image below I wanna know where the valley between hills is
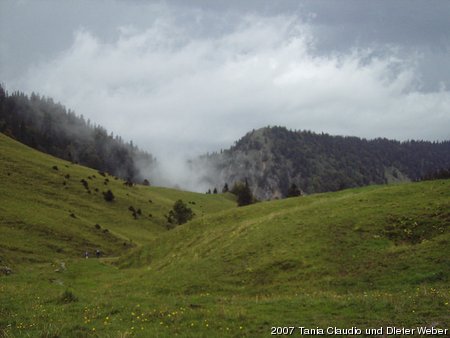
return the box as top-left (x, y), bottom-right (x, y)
top-left (1, 132), bottom-right (449, 337)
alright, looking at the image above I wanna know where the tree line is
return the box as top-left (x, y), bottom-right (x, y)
top-left (0, 85), bottom-right (155, 183)
top-left (200, 126), bottom-right (450, 198)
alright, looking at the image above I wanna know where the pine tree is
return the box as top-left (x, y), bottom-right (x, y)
top-left (222, 183), bottom-right (229, 193)
top-left (167, 200), bottom-right (193, 228)
top-left (231, 180), bottom-right (254, 206)
top-left (287, 183), bottom-right (301, 197)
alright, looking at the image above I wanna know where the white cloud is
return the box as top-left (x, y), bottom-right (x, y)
top-left (16, 10), bottom-right (450, 164)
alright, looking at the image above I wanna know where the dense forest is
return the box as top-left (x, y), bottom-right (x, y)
top-left (0, 85), bottom-right (155, 182)
top-left (197, 126), bottom-right (450, 199)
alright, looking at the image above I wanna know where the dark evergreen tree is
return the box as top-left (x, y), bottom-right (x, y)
top-left (222, 183), bottom-right (229, 193)
top-left (286, 183), bottom-right (301, 197)
top-left (231, 180), bottom-right (254, 206)
top-left (167, 200), bottom-right (193, 228)
top-left (103, 190), bottom-right (115, 202)
top-left (422, 167), bottom-right (450, 180)
top-left (213, 187), bottom-right (218, 194)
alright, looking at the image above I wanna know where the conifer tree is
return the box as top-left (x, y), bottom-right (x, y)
top-left (231, 180), bottom-right (254, 206)
top-left (287, 183), bottom-right (301, 197)
top-left (166, 200), bottom-right (193, 228)
top-left (222, 183), bottom-right (229, 193)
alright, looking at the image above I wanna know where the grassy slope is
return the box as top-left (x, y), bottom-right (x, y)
top-left (1, 132), bottom-right (449, 337)
top-left (0, 132), bottom-right (236, 266)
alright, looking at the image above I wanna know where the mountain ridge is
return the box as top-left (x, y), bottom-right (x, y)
top-left (194, 126), bottom-right (450, 199)
top-left (0, 86), bottom-right (156, 183)
top-left (2, 87), bottom-right (449, 200)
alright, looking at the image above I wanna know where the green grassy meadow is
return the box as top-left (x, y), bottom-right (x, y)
top-left (0, 133), bottom-right (449, 337)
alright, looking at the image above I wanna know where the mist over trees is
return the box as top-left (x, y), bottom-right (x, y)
top-left (0, 85), bottom-right (155, 182)
top-left (2, 85), bottom-right (449, 199)
top-left (197, 126), bottom-right (450, 199)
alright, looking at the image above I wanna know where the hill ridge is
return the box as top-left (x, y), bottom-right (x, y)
top-left (195, 126), bottom-right (450, 199)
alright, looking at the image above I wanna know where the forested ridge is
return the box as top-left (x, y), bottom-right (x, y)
top-left (1, 85), bottom-right (449, 198)
top-left (0, 85), bottom-right (155, 182)
top-left (199, 126), bottom-right (450, 199)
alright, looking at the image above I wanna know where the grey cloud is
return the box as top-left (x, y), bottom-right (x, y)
top-left (15, 12), bottom-right (450, 145)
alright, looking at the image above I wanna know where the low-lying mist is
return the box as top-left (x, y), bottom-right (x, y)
top-left (136, 148), bottom-right (222, 193)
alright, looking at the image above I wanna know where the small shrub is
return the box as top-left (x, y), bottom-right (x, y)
top-left (222, 183), bottom-right (229, 193)
top-left (94, 224), bottom-right (101, 230)
top-left (52, 165), bottom-right (59, 171)
top-left (103, 190), bottom-right (115, 202)
top-left (58, 289), bottom-right (78, 304)
top-left (1, 266), bottom-right (12, 275)
top-left (286, 183), bottom-right (302, 197)
top-left (166, 200), bottom-right (193, 229)
top-left (143, 179), bottom-right (150, 186)
top-left (80, 179), bottom-right (89, 190)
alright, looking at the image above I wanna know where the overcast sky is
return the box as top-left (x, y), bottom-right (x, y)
top-left (1, 0), bottom-right (450, 162)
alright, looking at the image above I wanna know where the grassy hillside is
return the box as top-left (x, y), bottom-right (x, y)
top-left (0, 132), bottom-right (236, 267)
top-left (1, 132), bottom-right (449, 337)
